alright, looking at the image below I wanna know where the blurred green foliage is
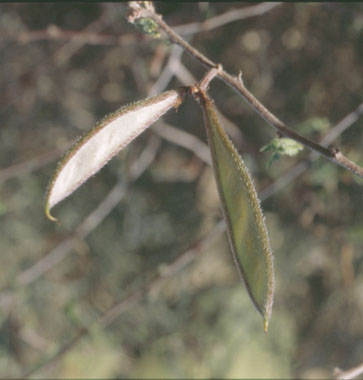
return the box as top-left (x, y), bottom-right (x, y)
top-left (0, 3), bottom-right (362, 379)
top-left (260, 137), bottom-right (304, 167)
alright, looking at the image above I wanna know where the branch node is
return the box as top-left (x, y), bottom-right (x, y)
top-left (127, 0), bottom-right (363, 179)
top-left (199, 64), bottom-right (223, 91)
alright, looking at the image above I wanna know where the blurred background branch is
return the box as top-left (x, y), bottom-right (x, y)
top-left (1, 3), bottom-right (363, 378)
top-left (174, 2), bottom-right (282, 35)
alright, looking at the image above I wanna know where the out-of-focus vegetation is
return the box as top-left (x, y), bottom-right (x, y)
top-left (0, 3), bottom-right (362, 378)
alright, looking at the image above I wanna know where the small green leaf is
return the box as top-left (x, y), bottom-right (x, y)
top-left (261, 137), bottom-right (303, 167)
top-left (45, 89), bottom-right (185, 222)
top-left (134, 17), bottom-right (160, 38)
top-left (198, 91), bottom-right (274, 332)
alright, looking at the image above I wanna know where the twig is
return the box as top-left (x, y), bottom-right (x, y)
top-left (174, 2), bottom-right (282, 35)
top-left (15, 137), bottom-right (161, 287)
top-left (99, 221), bottom-right (225, 328)
top-left (170, 60), bottom-right (246, 149)
top-left (154, 122), bottom-right (211, 165)
top-left (3, 33), bottom-right (196, 298)
top-left (19, 100), bottom-right (363, 378)
top-left (127, 4), bottom-right (363, 179)
top-left (148, 33), bottom-right (194, 96)
top-left (320, 102), bottom-right (363, 148)
top-left (149, 44), bottom-right (186, 96)
top-left (334, 362), bottom-right (363, 380)
top-left (198, 64), bottom-right (222, 92)
top-left (8, 25), bottom-right (141, 46)
top-left (18, 89), bottom-right (363, 380)
top-left (19, 328), bottom-right (52, 352)
top-left (0, 144), bottom-right (70, 184)
top-left (14, 8), bottom-right (363, 375)
top-left (52, 4), bottom-right (117, 65)
top-left (21, 220), bottom-right (225, 379)
top-left (259, 161), bottom-right (309, 201)
top-left (21, 328), bottom-right (88, 379)
top-left (260, 101), bottom-right (363, 200)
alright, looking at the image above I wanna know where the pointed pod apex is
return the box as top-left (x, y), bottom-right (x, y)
top-left (45, 203), bottom-right (60, 224)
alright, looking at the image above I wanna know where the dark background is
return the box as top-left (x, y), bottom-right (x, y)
top-left (0, 3), bottom-right (362, 378)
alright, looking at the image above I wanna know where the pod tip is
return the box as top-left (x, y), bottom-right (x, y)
top-left (45, 204), bottom-right (60, 225)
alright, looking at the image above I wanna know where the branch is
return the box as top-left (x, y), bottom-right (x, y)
top-left (7, 25), bottom-right (142, 46)
top-left (173, 2), bottom-right (282, 35)
top-left (20, 220), bottom-right (225, 379)
top-left (19, 99), bottom-right (363, 378)
top-left (5, 98), bottom-right (360, 308)
top-left (169, 60), bottom-right (246, 149)
top-left (21, 328), bottom-right (88, 379)
top-left (99, 220), bottom-right (225, 328)
top-left (0, 144), bottom-right (69, 184)
top-left (154, 122), bottom-right (211, 164)
top-left (260, 101), bottom-right (363, 199)
top-left (15, 137), bottom-right (161, 287)
top-left (52, 4), bottom-right (119, 66)
top-left (127, 4), bottom-right (363, 179)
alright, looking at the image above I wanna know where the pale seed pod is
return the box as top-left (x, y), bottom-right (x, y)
top-left (45, 89), bottom-right (185, 222)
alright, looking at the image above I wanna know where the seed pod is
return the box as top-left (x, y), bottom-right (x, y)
top-left (45, 89), bottom-right (185, 222)
top-left (197, 90), bottom-right (274, 332)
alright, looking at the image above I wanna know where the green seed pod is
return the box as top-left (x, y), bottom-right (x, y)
top-left (45, 89), bottom-right (185, 222)
top-left (196, 90), bottom-right (274, 332)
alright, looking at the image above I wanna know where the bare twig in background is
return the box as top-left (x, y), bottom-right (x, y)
top-left (100, 221), bottom-right (225, 328)
top-left (149, 43), bottom-right (191, 96)
top-left (0, 138), bottom-right (161, 310)
top-left (5, 4), bottom-right (362, 377)
top-left (135, 18), bottom-right (246, 149)
top-left (0, 144), bottom-right (70, 184)
top-left (6, 88), bottom-right (360, 308)
top-left (260, 101), bottom-right (363, 199)
top-left (127, 3), bottom-right (363, 178)
top-left (320, 102), bottom-right (363, 148)
top-left (21, 328), bottom-right (89, 379)
top-left (1, 25), bottom-right (193, 303)
top-left (19, 329), bottom-right (52, 352)
top-left (16, 137), bottom-right (161, 287)
top-left (8, 25), bottom-right (141, 46)
top-left (53, 4), bottom-right (120, 65)
top-left (154, 122), bottom-right (211, 164)
top-left (139, 31), bottom-right (246, 160)
top-left (174, 2), bottom-right (282, 35)
top-left (6, 87), bottom-right (359, 304)
top-left (18, 99), bottom-right (363, 378)
top-left (21, 220), bottom-right (225, 379)
top-left (334, 362), bottom-right (363, 380)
